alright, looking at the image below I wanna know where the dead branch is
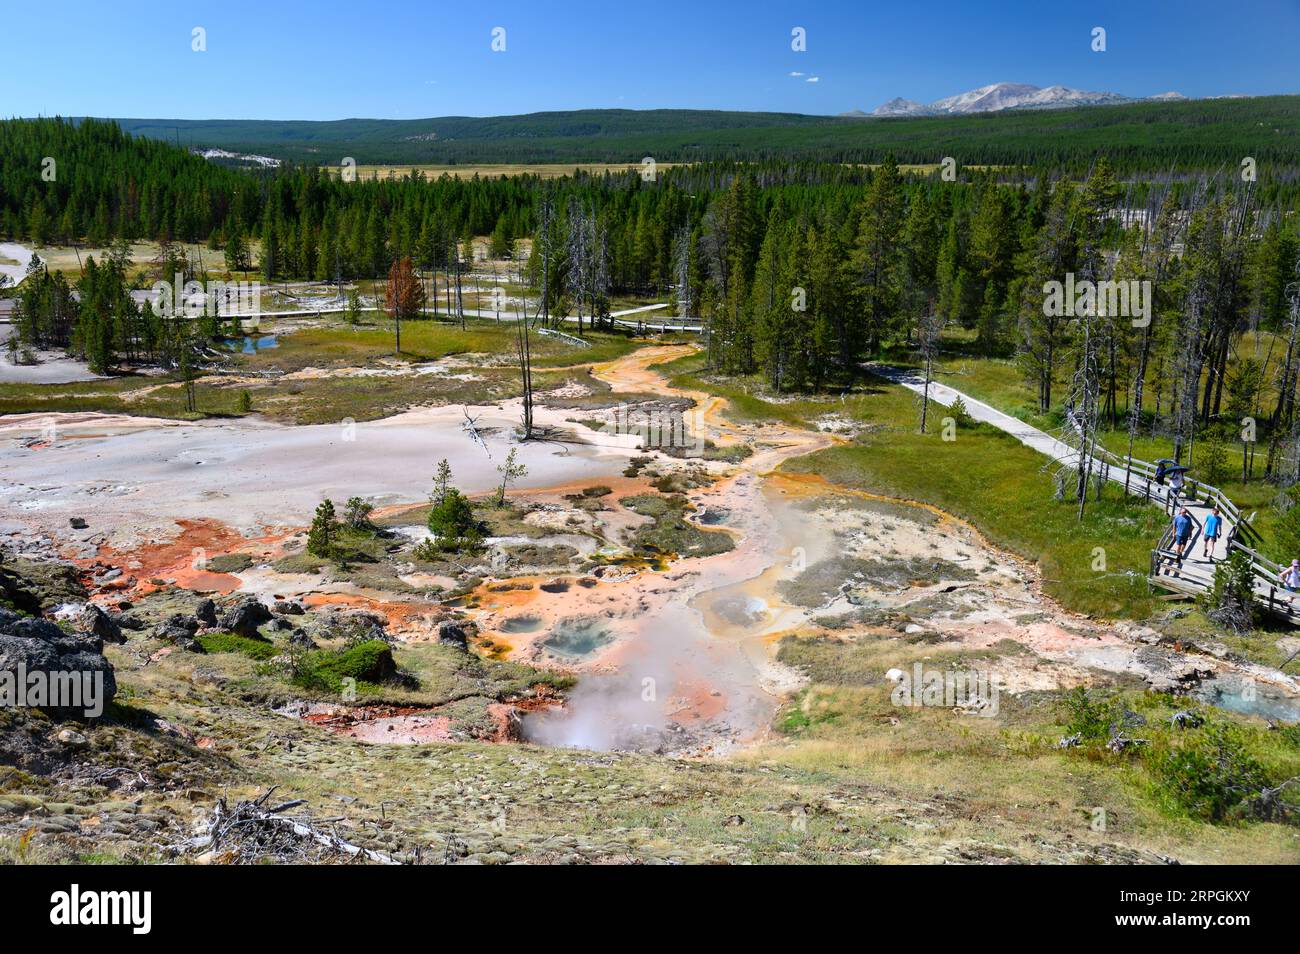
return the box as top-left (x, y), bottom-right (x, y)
top-left (180, 788), bottom-right (401, 865)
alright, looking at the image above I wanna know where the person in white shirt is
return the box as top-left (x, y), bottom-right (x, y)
top-left (1282, 560), bottom-right (1300, 607)
top-left (1168, 469), bottom-right (1185, 502)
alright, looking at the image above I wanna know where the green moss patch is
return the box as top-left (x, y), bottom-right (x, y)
top-left (196, 631), bottom-right (278, 660)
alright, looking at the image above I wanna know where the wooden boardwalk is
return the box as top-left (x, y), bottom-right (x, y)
top-left (870, 364), bottom-right (1299, 624)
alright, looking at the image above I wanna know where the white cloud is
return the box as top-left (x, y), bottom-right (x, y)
top-left (806, 76), bottom-right (820, 83)
top-left (788, 70), bottom-right (804, 77)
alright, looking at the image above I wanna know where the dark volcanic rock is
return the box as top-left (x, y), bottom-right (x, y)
top-left (221, 597), bottom-right (273, 638)
top-left (156, 614), bottom-right (203, 652)
top-left (0, 607), bottom-right (117, 718)
top-left (289, 629), bottom-right (316, 649)
top-left (76, 603), bottom-right (124, 644)
top-left (316, 609), bottom-right (388, 643)
top-left (436, 618), bottom-right (477, 649)
top-left (0, 566), bottom-right (42, 616)
top-left (195, 598), bottom-right (219, 626)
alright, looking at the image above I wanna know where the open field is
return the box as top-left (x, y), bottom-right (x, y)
top-left (19, 241), bottom-right (219, 278)
top-left (320, 162), bottom-right (969, 181)
top-left (0, 316), bottom-right (643, 424)
top-left (321, 162), bottom-right (687, 181)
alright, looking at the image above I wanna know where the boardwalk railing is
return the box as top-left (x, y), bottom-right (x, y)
top-left (1112, 446), bottom-right (1293, 620)
top-left (1225, 541), bottom-right (1295, 618)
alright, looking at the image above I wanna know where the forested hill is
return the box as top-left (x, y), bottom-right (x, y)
top-left (105, 97), bottom-right (1300, 171)
top-left (0, 117), bottom-right (253, 246)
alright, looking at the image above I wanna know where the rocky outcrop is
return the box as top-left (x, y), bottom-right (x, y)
top-left (0, 564), bottom-right (42, 616)
top-left (195, 598), bottom-right (219, 627)
top-left (221, 597), bottom-right (273, 639)
top-left (315, 608), bottom-right (387, 644)
top-left (435, 618), bottom-right (477, 649)
top-left (76, 603), bottom-right (124, 645)
top-left (289, 629), bottom-right (316, 649)
top-left (156, 614), bottom-right (203, 652)
top-left (0, 557), bottom-right (84, 616)
top-left (0, 607), bottom-right (117, 719)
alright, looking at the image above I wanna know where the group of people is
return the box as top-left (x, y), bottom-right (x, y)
top-left (1159, 461), bottom-right (1210, 566)
top-left (1159, 462), bottom-right (1300, 609)
top-left (1170, 505), bottom-right (1223, 565)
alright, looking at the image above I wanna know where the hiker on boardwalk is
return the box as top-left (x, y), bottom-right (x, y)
top-left (1168, 467), bottom-right (1186, 503)
top-left (1202, 506), bottom-right (1223, 561)
top-left (1282, 561), bottom-right (1300, 607)
top-left (1172, 507), bottom-right (1195, 565)
top-left (1154, 460), bottom-right (1167, 485)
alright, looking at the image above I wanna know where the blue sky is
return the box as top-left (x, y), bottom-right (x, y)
top-left (2, 0), bottom-right (1296, 120)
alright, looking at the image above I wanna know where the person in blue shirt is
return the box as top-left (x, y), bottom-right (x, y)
top-left (1172, 508), bottom-right (1194, 564)
top-left (1202, 506), bottom-right (1223, 561)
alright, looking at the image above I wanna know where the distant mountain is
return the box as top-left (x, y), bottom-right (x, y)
top-left (931, 82), bottom-right (1046, 113)
top-left (872, 98), bottom-right (928, 117)
top-left (868, 82), bottom-right (1175, 116)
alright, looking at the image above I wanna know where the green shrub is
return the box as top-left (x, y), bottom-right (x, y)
top-left (206, 553), bottom-right (253, 573)
top-left (947, 394), bottom-right (974, 425)
top-left (425, 488), bottom-right (482, 551)
top-left (291, 639), bottom-right (399, 693)
top-left (1060, 686), bottom-right (1117, 741)
top-left (1203, 550), bottom-right (1256, 633)
top-left (343, 496), bottom-right (374, 530)
top-left (1150, 724), bottom-right (1271, 822)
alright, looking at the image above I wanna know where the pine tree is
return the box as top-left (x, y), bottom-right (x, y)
top-left (427, 487), bottom-right (480, 551)
top-left (495, 447), bottom-right (527, 506)
top-left (307, 499), bottom-right (338, 557)
top-left (852, 156), bottom-right (905, 356)
top-left (489, 215), bottom-right (512, 259)
top-left (1016, 181), bottom-right (1078, 414)
top-left (431, 458), bottom-right (452, 506)
top-left (260, 219), bottom-right (278, 281)
top-left (224, 230), bottom-right (251, 274)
